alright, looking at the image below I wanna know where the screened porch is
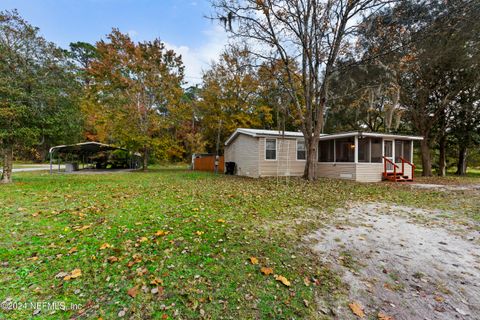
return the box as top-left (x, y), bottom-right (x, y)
top-left (316, 132), bottom-right (423, 182)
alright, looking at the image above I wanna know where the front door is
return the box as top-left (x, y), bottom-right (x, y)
top-left (384, 140), bottom-right (394, 172)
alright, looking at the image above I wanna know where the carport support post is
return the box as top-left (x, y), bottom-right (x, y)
top-left (49, 151), bottom-right (53, 174)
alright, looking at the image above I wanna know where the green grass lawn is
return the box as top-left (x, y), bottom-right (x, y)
top-left (1, 168), bottom-right (479, 319)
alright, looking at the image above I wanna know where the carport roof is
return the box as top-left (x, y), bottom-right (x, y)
top-left (49, 142), bottom-right (127, 155)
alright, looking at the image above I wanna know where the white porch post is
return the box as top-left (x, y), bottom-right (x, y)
top-left (411, 140), bottom-right (414, 162)
top-left (392, 139), bottom-right (396, 163)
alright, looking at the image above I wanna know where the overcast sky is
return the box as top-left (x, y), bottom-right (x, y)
top-left (1, 0), bottom-right (228, 84)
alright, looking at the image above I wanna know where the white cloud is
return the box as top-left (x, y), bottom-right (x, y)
top-left (165, 25), bottom-right (228, 85)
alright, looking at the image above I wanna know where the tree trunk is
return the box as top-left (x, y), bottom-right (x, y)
top-left (456, 146), bottom-right (467, 175)
top-left (438, 134), bottom-right (446, 177)
top-left (303, 137), bottom-right (318, 181)
top-left (142, 147), bottom-right (148, 171)
top-left (1, 147), bottom-right (13, 184)
top-left (420, 138), bottom-right (432, 176)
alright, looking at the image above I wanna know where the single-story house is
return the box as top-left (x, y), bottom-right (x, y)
top-left (224, 128), bottom-right (423, 182)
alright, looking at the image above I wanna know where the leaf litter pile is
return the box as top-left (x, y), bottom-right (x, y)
top-left (0, 169), bottom-right (478, 319)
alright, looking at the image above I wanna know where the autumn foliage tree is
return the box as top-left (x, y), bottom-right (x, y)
top-left (0, 10), bottom-right (82, 183)
top-left (87, 30), bottom-right (185, 169)
top-left (198, 46), bottom-right (272, 152)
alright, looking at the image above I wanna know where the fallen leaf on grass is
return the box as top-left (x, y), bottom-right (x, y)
top-left (127, 286), bottom-right (138, 298)
top-left (260, 267), bottom-right (273, 275)
top-left (68, 247), bottom-right (78, 254)
top-left (216, 219), bottom-right (226, 223)
top-left (195, 231), bottom-right (204, 236)
top-left (74, 224), bottom-right (92, 232)
top-left (349, 302), bottom-right (365, 318)
top-left (378, 311), bottom-right (393, 320)
top-left (150, 278), bottom-right (163, 286)
top-left (27, 256), bottom-right (39, 261)
top-left (274, 275), bottom-right (291, 286)
top-left (138, 237), bottom-right (148, 243)
top-left (127, 254), bottom-right (142, 268)
top-left (55, 271), bottom-right (69, 279)
top-left (107, 256), bottom-right (119, 263)
top-left (64, 268), bottom-right (82, 281)
top-left (249, 257), bottom-right (259, 265)
top-left (99, 243), bottom-right (111, 250)
top-left (155, 230), bottom-right (169, 237)
top-left (303, 277), bottom-right (311, 286)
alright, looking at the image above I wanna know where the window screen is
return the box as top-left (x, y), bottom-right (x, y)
top-left (371, 138), bottom-right (382, 163)
top-left (318, 140), bottom-right (334, 162)
top-left (358, 137), bottom-right (370, 163)
top-left (265, 139), bottom-right (276, 160)
top-left (335, 138), bottom-right (355, 162)
top-left (297, 140), bottom-right (306, 160)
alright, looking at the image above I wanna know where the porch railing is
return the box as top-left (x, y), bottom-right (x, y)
top-left (399, 156), bottom-right (415, 180)
top-left (382, 156), bottom-right (399, 179)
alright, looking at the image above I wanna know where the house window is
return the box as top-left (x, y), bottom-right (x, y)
top-left (371, 138), bottom-right (382, 163)
top-left (297, 140), bottom-right (306, 160)
top-left (265, 139), bottom-right (277, 160)
top-left (318, 140), bottom-right (334, 162)
top-left (335, 138), bottom-right (355, 162)
top-left (358, 137), bottom-right (370, 163)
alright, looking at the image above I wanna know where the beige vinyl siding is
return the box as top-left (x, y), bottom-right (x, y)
top-left (355, 163), bottom-right (384, 182)
top-left (315, 163), bottom-right (356, 180)
top-left (224, 134), bottom-right (259, 177)
top-left (258, 138), bottom-right (305, 177)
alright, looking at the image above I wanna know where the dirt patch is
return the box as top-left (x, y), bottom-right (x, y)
top-left (307, 203), bottom-right (480, 320)
top-left (410, 183), bottom-right (480, 192)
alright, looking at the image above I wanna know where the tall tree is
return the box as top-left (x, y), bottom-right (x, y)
top-left (0, 10), bottom-right (82, 183)
top-left (199, 45), bottom-right (272, 153)
top-left (87, 29), bottom-right (185, 169)
top-left (212, 0), bottom-right (392, 180)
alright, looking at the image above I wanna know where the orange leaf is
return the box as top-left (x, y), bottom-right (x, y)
top-left (274, 275), bottom-right (291, 286)
top-left (150, 278), bottom-right (163, 286)
top-left (260, 267), bottom-right (273, 275)
top-left (68, 247), bottom-right (78, 254)
top-left (155, 230), bottom-right (168, 236)
top-left (216, 219), bottom-right (226, 223)
top-left (99, 243), bottom-right (111, 250)
top-left (249, 257), bottom-right (259, 265)
top-left (349, 302), bottom-right (365, 318)
top-left (378, 311), bottom-right (393, 320)
top-left (127, 286), bottom-right (138, 298)
top-left (107, 256), bottom-right (119, 263)
top-left (64, 268), bottom-right (82, 281)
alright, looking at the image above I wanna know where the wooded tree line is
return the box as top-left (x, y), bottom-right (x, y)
top-left (1, 1), bottom-right (479, 182)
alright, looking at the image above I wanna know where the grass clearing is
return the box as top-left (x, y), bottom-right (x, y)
top-left (0, 168), bottom-right (478, 319)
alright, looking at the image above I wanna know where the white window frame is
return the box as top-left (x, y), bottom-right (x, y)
top-left (265, 138), bottom-right (277, 161)
top-left (296, 139), bottom-right (306, 161)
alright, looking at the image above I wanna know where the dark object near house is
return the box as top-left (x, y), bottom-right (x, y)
top-left (225, 162), bottom-right (236, 175)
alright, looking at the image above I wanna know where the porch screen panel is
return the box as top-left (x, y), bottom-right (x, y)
top-left (395, 140), bottom-right (403, 163)
top-left (318, 140), bottom-right (334, 162)
top-left (371, 138), bottom-right (382, 163)
top-left (335, 138), bottom-right (355, 162)
top-left (403, 141), bottom-right (412, 162)
top-left (358, 137), bottom-right (370, 162)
